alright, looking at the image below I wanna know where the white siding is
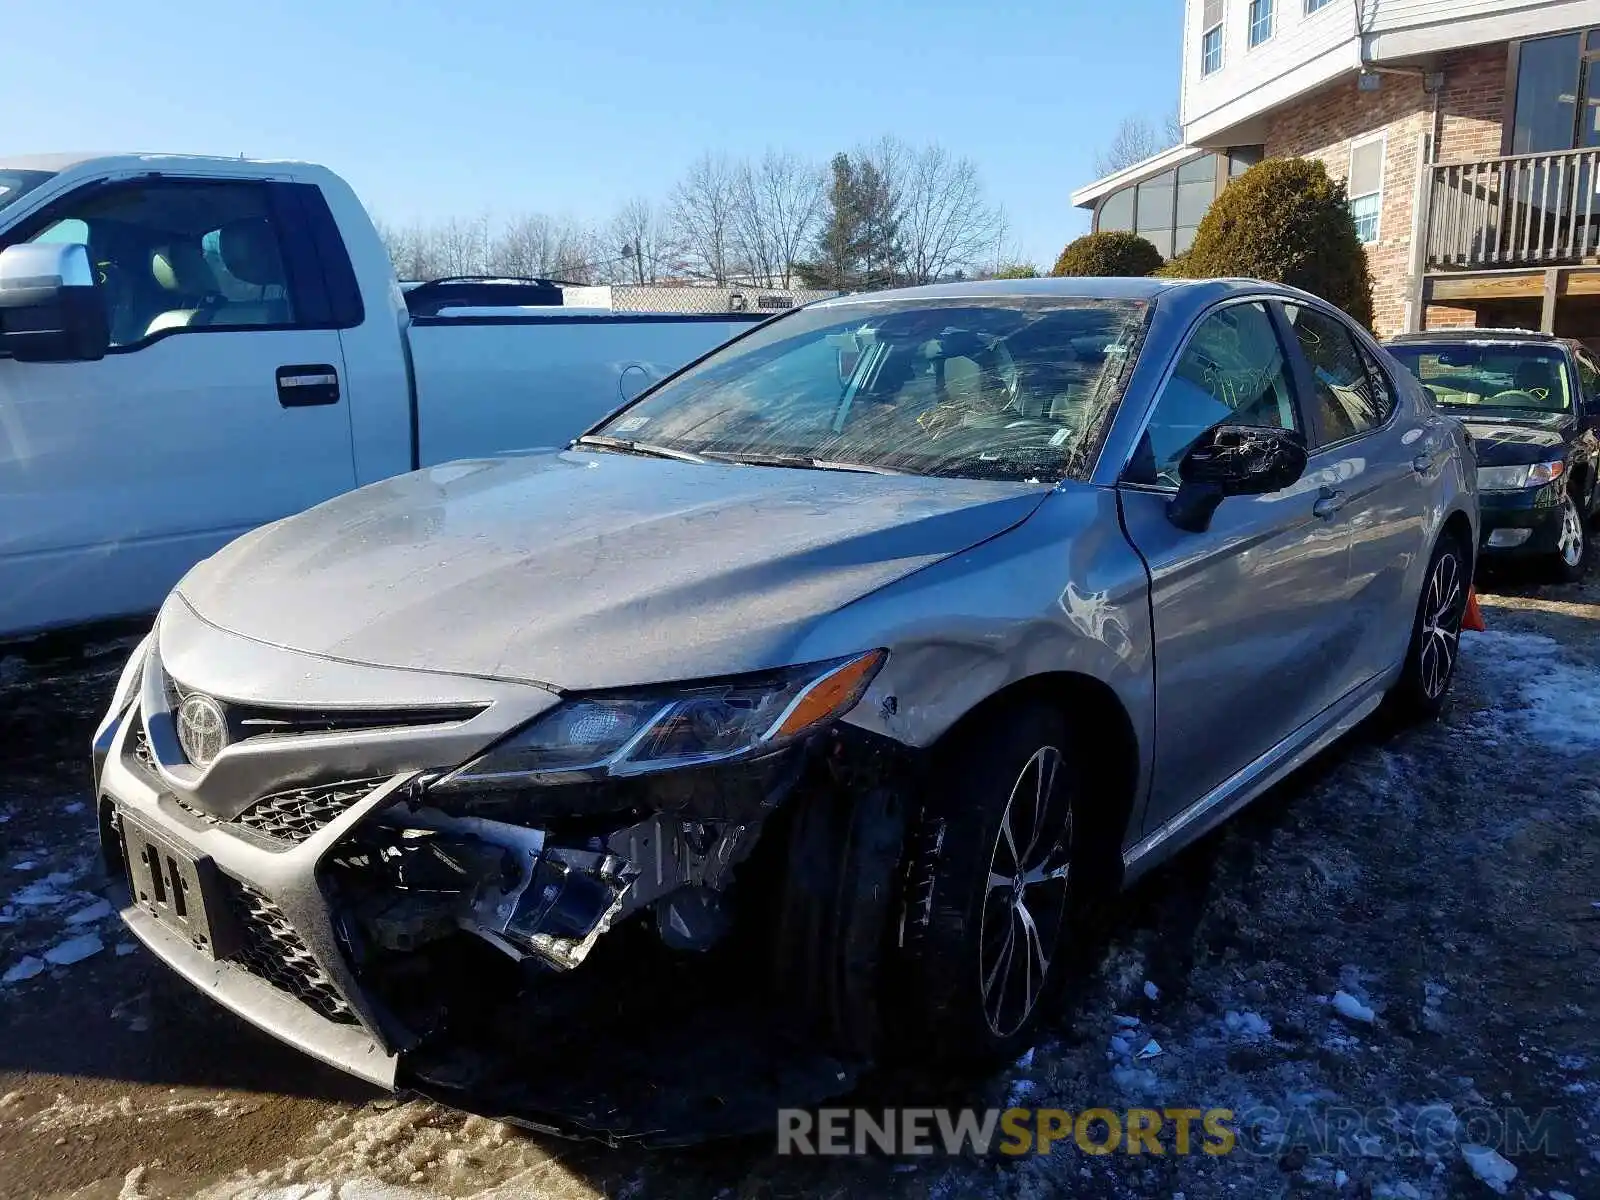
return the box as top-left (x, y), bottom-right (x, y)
top-left (1181, 0), bottom-right (1600, 142)
top-left (1182, 0), bottom-right (1355, 133)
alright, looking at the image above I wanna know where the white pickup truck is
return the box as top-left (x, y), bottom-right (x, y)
top-left (0, 153), bottom-right (762, 639)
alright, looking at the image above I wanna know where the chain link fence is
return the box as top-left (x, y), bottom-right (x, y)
top-left (560, 284), bottom-right (838, 314)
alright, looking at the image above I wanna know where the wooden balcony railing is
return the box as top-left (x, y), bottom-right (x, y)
top-left (1424, 147), bottom-right (1600, 270)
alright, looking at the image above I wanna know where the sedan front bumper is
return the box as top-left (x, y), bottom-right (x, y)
top-left (1476, 484), bottom-right (1567, 557)
top-left (98, 705), bottom-right (404, 1087)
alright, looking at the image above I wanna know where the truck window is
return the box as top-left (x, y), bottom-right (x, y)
top-left (13, 180), bottom-right (309, 349)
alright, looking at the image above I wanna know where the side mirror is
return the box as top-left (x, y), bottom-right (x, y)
top-left (1167, 424), bottom-right (1309, 533)
top-left (0, 242), bottom-right (110, 362)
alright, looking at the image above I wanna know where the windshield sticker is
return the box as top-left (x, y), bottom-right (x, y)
top-left (615, 415), bottom-right (649, 432)
top-left (1050, 427), bottom-right (1073, 447)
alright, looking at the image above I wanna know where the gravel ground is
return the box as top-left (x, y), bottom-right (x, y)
top-left (0, 565), bottom-right (1596, 1200)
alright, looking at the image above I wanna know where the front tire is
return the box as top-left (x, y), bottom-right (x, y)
top-left (1552, 491), bottom-right (1588, 582)
top-left (896, 704), bottom-right (1078, 1065)
top-left (1387, 531), bottom-right (1470, 722)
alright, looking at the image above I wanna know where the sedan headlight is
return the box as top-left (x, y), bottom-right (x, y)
top-left (439, 650), bottom-right (886, 787)
top-left (1477, 460), bottom-right (1565, 491)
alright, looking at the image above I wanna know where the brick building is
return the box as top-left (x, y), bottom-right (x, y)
top-left (1072, 1), bottom-right (1600, 341)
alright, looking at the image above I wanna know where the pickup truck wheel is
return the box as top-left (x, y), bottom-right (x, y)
top-left (1386, 531), bottom-right (1469, 723)
top-left (894, 703), bottom-right (1077, 1066)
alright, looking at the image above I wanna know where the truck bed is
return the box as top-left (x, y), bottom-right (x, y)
top-left (408, 311), bottom-right (762, 467)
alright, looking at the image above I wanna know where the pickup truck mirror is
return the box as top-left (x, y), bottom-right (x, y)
top-left (1167, 423), bottom-right (1309, 533)
top-left (0, 242), bottom-right (110, 363)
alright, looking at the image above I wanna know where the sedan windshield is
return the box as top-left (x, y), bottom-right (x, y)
top-left (1389, 343), bottom-right (1572, 417)
top-left (0, 169), bottom-right (56, 216)
top-left (592, 296), bottom-right (1150, 482)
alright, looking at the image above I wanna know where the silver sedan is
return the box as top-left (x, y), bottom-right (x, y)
top-left (92, 278), bottom-right (1476, 1128)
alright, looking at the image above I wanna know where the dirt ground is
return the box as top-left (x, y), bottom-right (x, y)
top-left (0, 561), bottom-right (1596, 1200)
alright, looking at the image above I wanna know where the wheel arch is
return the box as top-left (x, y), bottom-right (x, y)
top-left (928, 670), bottom-right (1141, 894)
top-left (1441, 506), bottom-right (1475, 573)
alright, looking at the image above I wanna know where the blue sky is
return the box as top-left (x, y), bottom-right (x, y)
top-left (1, 0), bottom-right (1180, 270)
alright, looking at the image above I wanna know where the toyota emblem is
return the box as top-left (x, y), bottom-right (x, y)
top-left (176, 693), bottom-right (228, 768)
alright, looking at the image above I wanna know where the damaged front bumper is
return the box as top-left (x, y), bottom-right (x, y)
top-left (94, 620), bottom-right (902, 1134)
top-left (99, 710), bottom-right (803, 1076)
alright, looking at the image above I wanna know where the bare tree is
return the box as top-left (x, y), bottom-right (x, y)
top-left (430, 215), bottom-right (490, 277)
top-left (375, 218), bottom-right (471, 281)
top-left (896, 143), bottom-right (1007, 284)
top-left (731, 150), bottom-right (825, 288)
top-left (490, 214), bottom-right (598, 281)
top-left (668, 153), bottom-right (742, 283)
top-left (608, 197), bottom-right (667, 285)
top-left (1093, 111), bottom-right (1184, 176)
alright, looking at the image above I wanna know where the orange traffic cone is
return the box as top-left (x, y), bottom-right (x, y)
top-left (1462, 586), bottom-right (1486, 632)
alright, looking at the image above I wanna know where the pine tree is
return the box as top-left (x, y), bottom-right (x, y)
top-left (795, 151), bottom-right (904, 291)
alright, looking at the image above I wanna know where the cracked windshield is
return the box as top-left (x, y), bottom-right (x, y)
top-left (596, 298), bottom-right (1149, 481)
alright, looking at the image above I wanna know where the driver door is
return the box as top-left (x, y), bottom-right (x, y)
top-left (1116, 299), bottom-right (1358, 834)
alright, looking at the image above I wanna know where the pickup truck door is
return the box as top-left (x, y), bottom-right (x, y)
top-left (0, 176), bottom-right (357, 635)
top-left (1116, 299), bottom-right (1356, 836)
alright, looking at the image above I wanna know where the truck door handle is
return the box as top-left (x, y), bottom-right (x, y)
top-left (1313, 488), bottom-right (1349, 519)
top-left (276, 364), bottom-right (340, 407)
top-left (1412, 452), bottom-right (1435, 475)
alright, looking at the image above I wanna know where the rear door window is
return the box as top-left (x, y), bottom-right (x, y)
top-left (1284, 303), bottom-right (1393, 444)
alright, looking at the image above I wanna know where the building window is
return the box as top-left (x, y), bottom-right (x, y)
top-left (1348, 135), bottom-right (1385, 244)
top-left (1248, 0), bottom-right (1273, 47)
top-left (1305, 0), bottom-right (1334, 12)
top-left (1095, 152), bottom-right (1238, 258)
top-left (1510, 30), bottom-right (1600, 154)
top-left (1201, 0), bottom-right (1224, 75)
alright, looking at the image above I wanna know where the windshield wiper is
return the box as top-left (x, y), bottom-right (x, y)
top-left (700, 449), bottom-right (906, 475)
top-left (572, 434), bottom-right (708, 464)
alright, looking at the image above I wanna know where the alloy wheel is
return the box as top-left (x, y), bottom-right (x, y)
top-left (1418, 549), bottom-right (1466, 701)
top-left (978, 745), bottom-right (1072, 1038)
top-left (1558, 495), bottom-right (1585, 569)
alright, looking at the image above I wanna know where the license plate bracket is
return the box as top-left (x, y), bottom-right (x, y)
top-left (121, 816), bottom-right (239, 960)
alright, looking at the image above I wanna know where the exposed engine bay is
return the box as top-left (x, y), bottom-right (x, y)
top-left (311, 731), bottom-right (912, 1142)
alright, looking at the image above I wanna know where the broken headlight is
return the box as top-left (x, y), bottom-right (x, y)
top-left (438, 650), bottom-right (885, 788)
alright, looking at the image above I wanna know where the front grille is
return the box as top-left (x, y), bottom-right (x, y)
top-left (234, 780), bottom-right (386, 845)
top-left (130, 726), bottom-right (159, 777)
top-left (166, 678), bottom-right (485, 749)
top-left (224, 879), bottom-right (358, 1025)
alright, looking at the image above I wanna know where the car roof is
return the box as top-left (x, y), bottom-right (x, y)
top-left (810, 276), bottom-right (1326, 308)
top-left (1386, 328), bottom-right (1571, 347)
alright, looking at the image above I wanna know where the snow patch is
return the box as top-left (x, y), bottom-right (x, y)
top-left (1224, 1010), bottom-right (1272, 1038)
top-left (1465, 630), bottom-right (1600, 752)
top-left (10, 871), bottom-right (81, 907)
top-left (1460, 1143), bottom-right (1517, 1193)
top-left (3, 956), bottom-right (45, 983)
top-left (67, 898), bottom-right (114, 924)
top-left (44, 932), bottom-right (103, 965)
top-left (1331, 990), bottom-right (1376, 1024)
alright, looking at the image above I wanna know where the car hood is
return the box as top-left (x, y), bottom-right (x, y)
top-left (175, 451), bottom-right (1051, 690)
top-left (1460, 414), bottom-right (1571, 466)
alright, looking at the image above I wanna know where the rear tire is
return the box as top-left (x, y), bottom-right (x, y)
top-left (894, 703), bottom-right (1080, 1066)
top-left (1387, 531), bottom-right (1470, 723)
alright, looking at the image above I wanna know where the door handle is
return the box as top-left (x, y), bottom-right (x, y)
top-left (1313, 488), bottom-right (1349, 519)
top-left (1411, 452), bottom-right (1436, 475)
top-left (276, 364), bottom-right (340, 408)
